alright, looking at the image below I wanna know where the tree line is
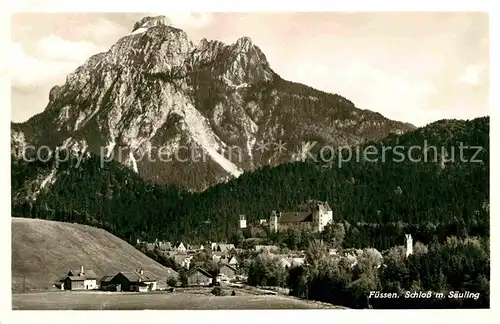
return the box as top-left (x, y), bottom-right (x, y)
top-left (244, 235), bottom-right (489, 309)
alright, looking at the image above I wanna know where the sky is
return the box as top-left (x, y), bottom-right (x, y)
top-left (10, 12), bottom-right (489, 127)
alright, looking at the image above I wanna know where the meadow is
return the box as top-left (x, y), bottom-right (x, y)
top-left (12, 289), bottom-right (344, 310)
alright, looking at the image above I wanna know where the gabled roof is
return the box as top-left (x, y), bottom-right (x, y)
top-left (188, 267), bottom-right (212, 278)
top-left (67, 269), bottom-right (98, 279)
top-left (228, 256), bottom-right (239, 264)
top-left (218, 263), bottom-right (237, 272)
top-left (118, 271), bottom-right (157, 283)
top-left (217, 244), bottom-right (235, 252)
top-left (99, 275), bottom-right (115, 283)
top-left (174, 242), bottom-right (185, 248)
top-left (65, 276), bottom-right (86, 281)
top-left (278, 212), bottom-right (313, 223)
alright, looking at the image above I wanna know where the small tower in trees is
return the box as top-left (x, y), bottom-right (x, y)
top-left (404, 234), bottom-right (413, 257)
top-left (269, 211), bottom-right (279, 233)
top-left (239, 215), bottom-right (247, 229)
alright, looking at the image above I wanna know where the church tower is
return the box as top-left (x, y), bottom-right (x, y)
top-left (404, 234), bottom-right (413, 257)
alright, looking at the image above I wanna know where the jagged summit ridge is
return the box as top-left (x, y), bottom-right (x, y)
top-left (234, 36), bottom-right (253, 50)
top-left (132, 15), bottom-right (170, 32)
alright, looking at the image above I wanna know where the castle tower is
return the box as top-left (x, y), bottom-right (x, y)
top-left (314, 202), bottom-right (333, 232)
top-left (239, 215), bottom-right (247, 229)
top-left (269, 211), bottom-right (278, 233)
top-left (313, 205), bottom-right (321, 232)
top-left (404, 234), bottom-right (413, 257)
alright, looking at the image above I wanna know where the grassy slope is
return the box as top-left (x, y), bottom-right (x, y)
top-left (11, 217), bottom-right (177, 293)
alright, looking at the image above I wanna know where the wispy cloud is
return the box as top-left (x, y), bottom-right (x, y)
top-left (37, 34), bottom-right (102, 62)
top-left (11, 35), bottom-right (104, 89)
top-left (11, 43), bottom-right (70, 88)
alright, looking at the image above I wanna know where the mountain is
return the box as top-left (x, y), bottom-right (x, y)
top-left (12, 117), bottom-right (489, 247)
top-left (11, 15), bottom-right (414, 192)
top-left (11, 217), bottom-right (178, 292)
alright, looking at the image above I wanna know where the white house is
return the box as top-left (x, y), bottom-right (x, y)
top-left (112, 269), bottom-right (158, 292)
top-left (228, 256), bottom-right (239, 267)
top-left (279, 258), bottom-right (292, 268)
top-left (216, 244), bottom-right (235, 253)
top-left (62, 265), bottom-right (98, 290)
top-left (175, 242), bottom-right (187, 252)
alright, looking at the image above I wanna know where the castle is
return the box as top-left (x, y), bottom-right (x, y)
top-left (269, 202), bottom-right (333, 233)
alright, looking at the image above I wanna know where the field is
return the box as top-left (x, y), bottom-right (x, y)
top-left (12, 217), bottom-right (177, 292)
top-left (12, 289), bottom-right (344, 310)
top-left (11, 217), bottom-right (346, 310)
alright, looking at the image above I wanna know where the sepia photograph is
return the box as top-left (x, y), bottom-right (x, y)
top-left (8, 9), bottom-right (490, 312)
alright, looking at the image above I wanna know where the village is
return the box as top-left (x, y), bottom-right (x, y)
top-left (55, 202), bottom-right (415, 297)
top-left (56, 240), bottom-right (306, 294)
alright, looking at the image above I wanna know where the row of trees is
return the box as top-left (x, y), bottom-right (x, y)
top-left (245, 235), bottom-right (489, 309)
top-left (227, 218), bottom-right (488, 254)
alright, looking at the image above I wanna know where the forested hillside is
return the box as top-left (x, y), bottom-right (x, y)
top-left (12, 117), bottom-right (489, 248)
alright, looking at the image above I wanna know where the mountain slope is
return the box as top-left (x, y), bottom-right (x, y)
top-left (11, 15), bottom-right (414, 191)
top-left (168, 116), bottom-right (489, 244)
top-left (11, 217), bottom-right (178, 292)
top-left (12, 117), bottom-right (489, 247)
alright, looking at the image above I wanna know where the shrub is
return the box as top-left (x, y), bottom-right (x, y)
top-left (167, 277), bottom-right (178, 287)
top-left (211, 286), bottom-right (223, 296)
top-left (179, 270), bottom-right (188, 287)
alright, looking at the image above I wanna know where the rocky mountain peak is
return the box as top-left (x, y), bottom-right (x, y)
top-left (12, 16), bottom-right (416, 192)
top-left (132, 15), bottom-right (170, 32)
top-left (234, 36), bottom-right (253, 51)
